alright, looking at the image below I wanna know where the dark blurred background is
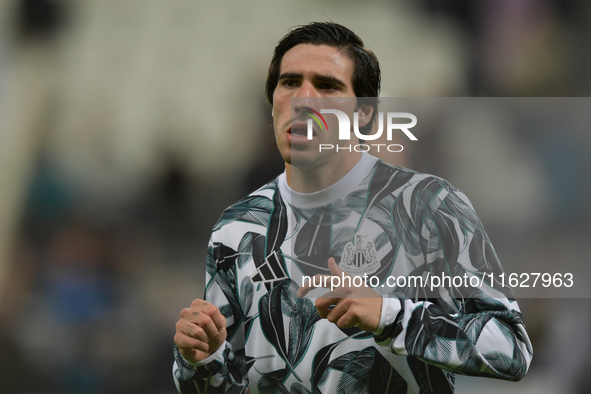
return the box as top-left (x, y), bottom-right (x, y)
top-left (1, 0), bottom-right (590, 393)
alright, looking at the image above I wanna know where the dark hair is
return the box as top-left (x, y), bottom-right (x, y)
top-left (265, 22), bottom-right (381, 134)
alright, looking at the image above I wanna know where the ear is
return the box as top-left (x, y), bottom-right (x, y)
top-left (356, 102), bottom-right (374, 128)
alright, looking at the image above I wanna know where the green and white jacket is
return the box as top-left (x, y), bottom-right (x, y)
top-left (173, 153), bottom-right (533, 394)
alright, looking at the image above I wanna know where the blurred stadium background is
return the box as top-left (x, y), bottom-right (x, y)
top-left (1, 0), bottom-right (590, 393)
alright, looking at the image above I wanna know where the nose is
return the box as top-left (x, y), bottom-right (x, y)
top-left (295, 81), bottom-right (320, 98)
top-left (292, 81), bottom-right (320, 112)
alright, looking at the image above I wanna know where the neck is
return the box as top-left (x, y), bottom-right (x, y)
top-left (285, 151), bottom-right (362, 193)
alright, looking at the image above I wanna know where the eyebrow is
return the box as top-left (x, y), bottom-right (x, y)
top-left (278, 73), bottom-right (347, 89)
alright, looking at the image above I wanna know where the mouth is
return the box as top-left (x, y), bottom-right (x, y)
top-left (288, 121), bottom-right (315, 141)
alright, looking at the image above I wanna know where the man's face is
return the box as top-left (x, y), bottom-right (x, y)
top-left (272, 44), bottom-right (359, 168)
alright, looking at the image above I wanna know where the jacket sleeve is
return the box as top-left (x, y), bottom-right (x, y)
top-left (173, 237), bottom-right (250, 393)
top-left (374, 186), bottom-right (533, 381)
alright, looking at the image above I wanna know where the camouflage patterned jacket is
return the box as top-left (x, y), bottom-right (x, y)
top-left (173, 153), bottom-right (532, 394)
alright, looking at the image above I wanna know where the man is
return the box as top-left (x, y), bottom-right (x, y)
top-left (173, 22), bottom-right (532, 393)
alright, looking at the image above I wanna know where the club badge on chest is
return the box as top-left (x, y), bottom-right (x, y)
top-left (339, 233), bottom-right (380, 276)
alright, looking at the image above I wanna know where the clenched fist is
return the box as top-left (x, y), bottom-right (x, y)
top-left (174, 299), bottom-right (227, 363)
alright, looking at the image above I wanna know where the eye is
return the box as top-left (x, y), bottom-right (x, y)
top-left (282, 79), bottom-right (298, 88)
top-left (317, 82), bottom-right (338, 91)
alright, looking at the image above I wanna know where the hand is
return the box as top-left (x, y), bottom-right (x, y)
top-left (174, 299), bottom-right (227, 363)
top-left (297, 257), bottom-right (382, 332)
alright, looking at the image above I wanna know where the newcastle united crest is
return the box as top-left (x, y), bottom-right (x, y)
top-left (339, 233), bottom-right (380, 276)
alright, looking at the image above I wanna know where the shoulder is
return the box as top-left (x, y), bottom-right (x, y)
top-left (211, 177), bottom-right (281, 235)
top-left (368, 159), bottom-right (481, 233)
top-left (370, 158), bottom-right (460, 204)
